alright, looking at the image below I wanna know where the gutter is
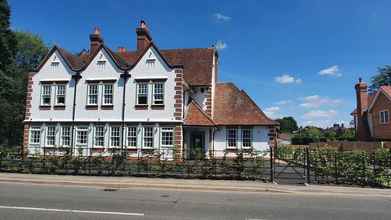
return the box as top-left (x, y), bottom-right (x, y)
top-left (71, 73), bottom-right (82, 156)
top-left (120, 71), bottom-right (130, 158)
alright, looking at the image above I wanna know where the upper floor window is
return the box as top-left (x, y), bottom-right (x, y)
top-left (110, 126), bottom-right (121, 147)
top-left (161, 128), bottom-right (173, 147)
top-left (127, 127), bottom-right (137, 148)
top-left (41, 85), bottom-right (51, 106)
top-left (95, 126), bottom-right (105, 147)
top-left (380, 110), bottom-right (389, 124)
top-left (137, 83), bottom-right (148, 105)
top-left (241, 128), bottom-right (253, 148)
top-left (227, 128), bottom-right (237, 148)
top-left (55, 84), bottom-right (66, 105)
top-left (46, 126), bottom-right (56, 146)
top-left (143, 127), bottom-right (154, 148)
top-left (103, 84), bottom-right (113, 105)
top-left (87, 84), bottom-right (98, 105)
top-left (61, 126), bottom-right (71, 146)
top-left (30, 127), bottom-right (41, 145)
top-left (153, 82), bottom-right (164, 105)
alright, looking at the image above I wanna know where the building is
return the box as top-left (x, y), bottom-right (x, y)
top-left (23, 21), bottom-right (278, 160)
top-left (352, 78), bottom-right (391, 141)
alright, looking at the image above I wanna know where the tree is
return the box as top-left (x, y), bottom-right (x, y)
top-left (0, 0), bottom-right (16, 69)
top-left (370, 65), bottom-right (391, 92)
top-left (276, 116), bottom-right (298, 133)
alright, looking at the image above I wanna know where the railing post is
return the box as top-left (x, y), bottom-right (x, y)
top-left (306, 146), bottom-right (311, 184)
top-left (270, 145), bottom-right (275, 183)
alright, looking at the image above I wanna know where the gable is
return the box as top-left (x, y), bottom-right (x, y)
top-left (82, 48), bottom-right (123, 76)
top-left (369, 92), bottom-right (391, 114)
top-left (34, 50), bottom-right (75, 80)
top-left (368, 87), bottom-right (391, 112)
top-left (131, 46), bottom-right (172, 74)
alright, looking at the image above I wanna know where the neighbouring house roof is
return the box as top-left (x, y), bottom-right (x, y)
top-left (184, 101), bottom-right (215, 126)
top-left (368, 85), bottom-right (391, 112)
top-left (36, 44), bottom-right (215, 86)
top-left (213, 83), bottom-right (278, 126)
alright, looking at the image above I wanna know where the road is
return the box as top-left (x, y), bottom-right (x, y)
top-left (0, 182), bottom-right (390, 220)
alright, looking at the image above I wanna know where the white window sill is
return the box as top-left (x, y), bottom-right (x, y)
top-left (226, 147), bottom-right (238, 150)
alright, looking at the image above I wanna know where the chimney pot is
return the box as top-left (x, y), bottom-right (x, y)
top-left (118, 47), bottom-right (126, 53)
top-left (90, 26), bottom-right (104, 54)
top-left (136, 20), bottom-right (152, 51)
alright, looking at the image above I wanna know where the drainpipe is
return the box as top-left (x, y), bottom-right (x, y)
top-left (120, 71), bottom-right (130, 159)
top-left (71, 73), bottom-right (81, 156)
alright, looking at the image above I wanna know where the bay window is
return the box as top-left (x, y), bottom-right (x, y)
top-left (143, 127), bottom-right (153, 148)
top-left (76, 127), bottom-right (88, 146)
top-left (110, 126), bottom-right (120, 147)
top-left (95, 126), bottom-right (105, 147)
top-left (61, 126), bottom-right (71, 146)
top-left (46, 126), bottom-right (56, 146)
top-left (127, 127), bottom-right (137, 148)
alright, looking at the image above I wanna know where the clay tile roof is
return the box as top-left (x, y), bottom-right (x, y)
top-left (57, 47), bottom-right (85, 70)
top-left (184, 101), bottom-right (215, 126)
top-left (381, 85), bottom-right (391, 97)
top-left (213, 83), bottom-right (278, 126)
top-left (117, 48), bottom-right (215, 86)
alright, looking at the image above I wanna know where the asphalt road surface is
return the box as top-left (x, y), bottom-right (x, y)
top-left (0, 182), bottom-right (390, 220)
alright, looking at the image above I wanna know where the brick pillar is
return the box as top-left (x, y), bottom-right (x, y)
top-left (355, 78), bottom-right (371, 141)
top-left (22, 73), bottom-right (34, 158)
top-left (205, 87), bottom-right (212, 117)
top-left (174, 125), bottom-right (183, 161)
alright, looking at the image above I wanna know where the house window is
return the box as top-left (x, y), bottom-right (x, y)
top-left (46, 126), bottom-right (56, 146)
top-left (127, 127), bottom-right (137, 148)
top-left (227, 128), bottom-right (237, 148)
top-left (87, 84), bottom-right (98, 105)
top-left (153, 82), bottom-right (164, 105)
top-left (97, 60), bottom-right (106, 68)
top-left (55, 84), bottom-right (66, 105)
top-left (103, 84), bottom-right (113, 105)
top-left (41, 85), bottom-right (51, 106)
top-left (30, 127), bottom-right (41, 144)
top-left (146, 59), bottom-right (155, 67)
top-left (76, 127), bottom-right (88, 145)
top-left (110, 126), bottom-right (120, 147)
top-left (143, 127), bottom-right (153, 148)
top-left (241, 128), bottom-right (253, 148)
top-left (95, 126), bottom-right (105, 147)
top-left (161, 128), bottom-right (173, 147)
top-left (137, 83), bottom-right (148, 105)
top-left (380, 110), bottom-right (389, 124)
top-left (61, 126), bottom-right (71, 146)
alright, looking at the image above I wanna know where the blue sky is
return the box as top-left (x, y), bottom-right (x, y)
top-left (9, 0), bottom-right (391, 128)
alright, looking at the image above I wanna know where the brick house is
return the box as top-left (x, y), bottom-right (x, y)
top-left (23, 21), bottom-right (278, 160)
top-left (352, 78), bottom-right (391, 141)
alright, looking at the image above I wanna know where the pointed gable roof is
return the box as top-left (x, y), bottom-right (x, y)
top-left (184, 101), bottom-right (215, 126)
top-left (213, 83), bottom-right (278, 126)
top-left (368, 85), bottom-right (391, 112)
top-left (35, 45), bottom-right (85, 72)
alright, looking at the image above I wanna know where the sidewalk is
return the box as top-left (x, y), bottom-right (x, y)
top-left (0, 172), bottom-right (389, 197)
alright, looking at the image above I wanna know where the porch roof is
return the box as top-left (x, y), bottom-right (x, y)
top-left (184, 101), bottom-right (215, 126)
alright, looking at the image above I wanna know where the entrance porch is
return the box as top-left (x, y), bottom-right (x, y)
top-left (183, 127), bottom-right (213, 160)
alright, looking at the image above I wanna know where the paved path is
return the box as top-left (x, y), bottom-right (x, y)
top-left (0, 181), bottom-right (390, 220)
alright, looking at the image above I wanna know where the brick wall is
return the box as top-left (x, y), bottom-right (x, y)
top-left (205, 86), bottom-right (212, 117)
top-left (174, 125), bottom-right (183, 161)
top-left (174, 69), bottom-right (183, 120)
top-left (369, 92), bottom-right (391, 140)
top-left (22, 73), bottom-right (34, 157)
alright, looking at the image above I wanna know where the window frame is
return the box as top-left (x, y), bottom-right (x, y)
top-left (46, 126), bottom-right (56, 146)
top-left (136, 82), bottom-right (149, 105)
top-left (110, 126), bottom-right (121, 147)
top-left (241, 128), bottom-right (253, 149)
top-left (76, 127), bottom-right (88, 146)
top-left (55, 84), bottom-right (66, 106)
top-left (152, 82), bottom-right (164, 105)
top-left (102, 83), bottom-right (114, 106)
top-left (87, 84), bottom-right (99, 106)
top-left (30, 127), bottom-right (41, 145)
top-left (160, 127), bottom-right (174, 148)
top-left (379, 110), bottom-right (390, 124)
top-left (41, 84), bottom-right (52, 106)
top-left (127, 126), bottom-right (137, 149)
top-left (94, 125), bottom-right (105, 147)
top-left (61, 126), bottom-right (71, 147)
top-left (226, 127), bottom-right (238, 149)
top-left (143, 127), bottom-right (154, 149)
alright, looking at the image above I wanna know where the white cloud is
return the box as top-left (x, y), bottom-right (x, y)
top-left (300, 95), bottom-right (342, 108)
top-left (214, 40), bottom-right (227, 50)
top-left (274, 74), bottom-right (302, 84)
top-left (303, 110), bottom-right (337, 119)
top-left (319, 65), bottom-right (342, 77)
top-left (275, 100), bottom-right (292, 105)
top-left (213, 13), bottom-right (231, 22)
top-left (264, 106), bottom-right (280, 119)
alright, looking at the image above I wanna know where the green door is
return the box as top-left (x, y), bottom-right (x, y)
top-left (190, 132), bottom-right (204, 160)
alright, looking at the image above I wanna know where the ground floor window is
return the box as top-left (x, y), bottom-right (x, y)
top-left (227, 128), bottom-right (237, 148)
top-left (161, 127), bottom-right (173, 147)
top-left (127, 127), bottom-right (137, 148)
top-left (76, 127), bottom-right (88, 145)
top-left (110, 126), bottom-right (121, 147)
top-left (30, 127), bottom-right (41, 144)
top-left (143, 127), bottom-right (153, 148)
top-left (241, 128), bottom-right (253, 148)
top-left (95, 126), bottom-right (105, 147)
top-left (61, 126), bottom-right (71, 146)
top-left (46, 126), bottom-right (56, 146)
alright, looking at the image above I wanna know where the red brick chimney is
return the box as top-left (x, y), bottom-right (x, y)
top-left (90, 27), bottom-right (103, 55)
top-left (118, 47), bottom-right (126, 53)
top-left (136, 20), bottom-right (152, 51)
top-left (355, 78), bottom-right (371, 141)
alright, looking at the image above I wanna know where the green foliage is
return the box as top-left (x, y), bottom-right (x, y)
top-left (370, 65), bottom-right (391, 91)
top-left (291, 127), bottom-right (356, 145)
top-left (276, 116), bottom-right (298, 133)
